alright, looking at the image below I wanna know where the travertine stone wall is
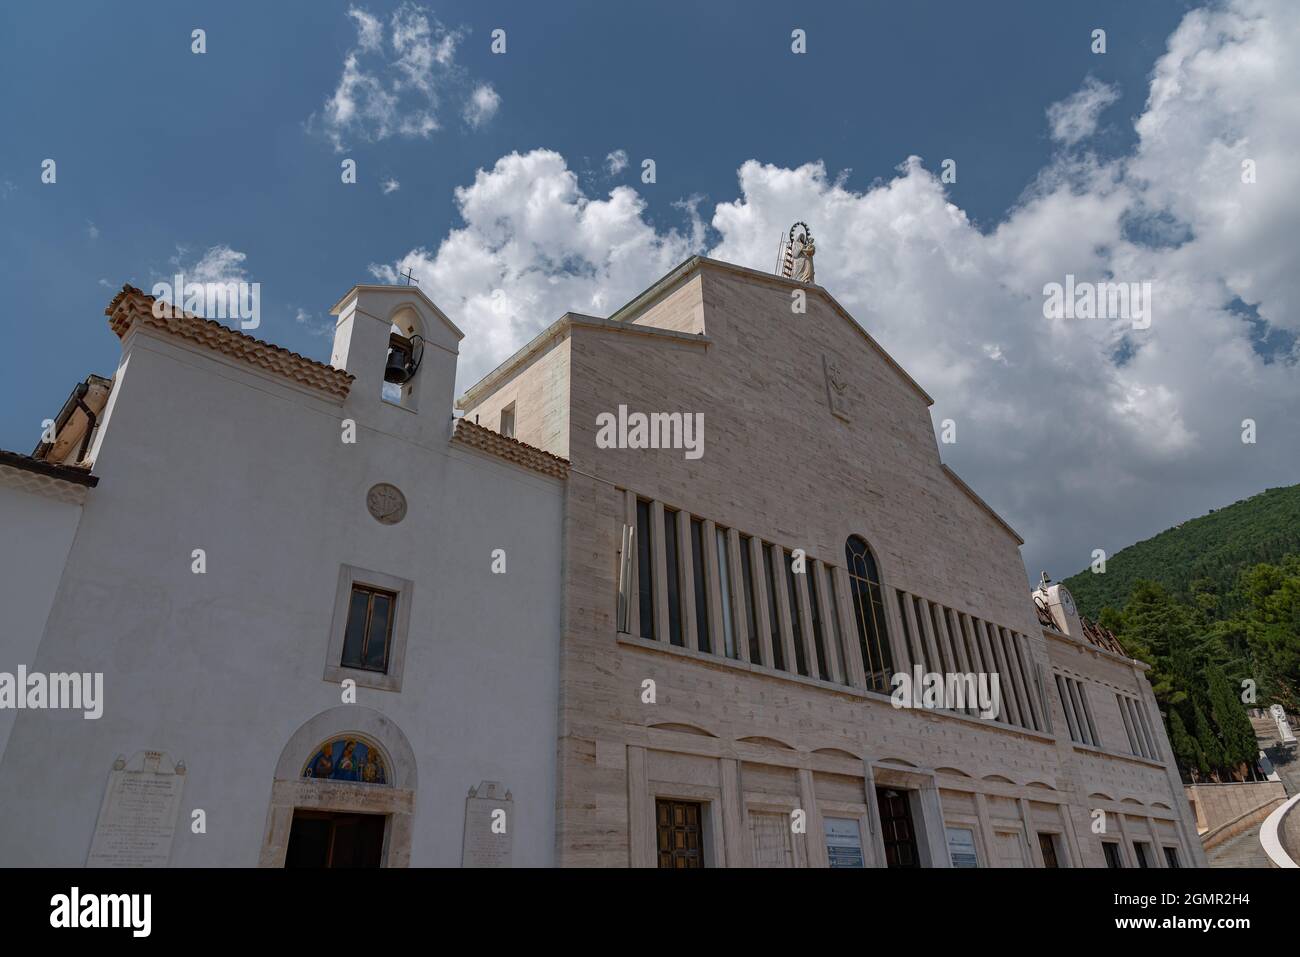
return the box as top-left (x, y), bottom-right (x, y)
top-left (464, 259), bottom-right (1202, 867)
top-left (462, 334), bottom-right (572, 460)
top-left (1187, 781), bottom-right (1286, 837)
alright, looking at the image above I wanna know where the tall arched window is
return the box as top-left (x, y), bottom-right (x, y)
top-left (845, 536), bottom-right (894, 692)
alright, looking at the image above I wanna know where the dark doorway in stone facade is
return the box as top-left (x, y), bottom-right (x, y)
top-left (875, 787), bottom-right (920, 868)
top-left (1038, 832), bottom-right (1062, 867)
top-left (285, 810), bottom-right (386, 867)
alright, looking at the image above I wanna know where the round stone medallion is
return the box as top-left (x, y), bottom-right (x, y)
top-left (366, 482), bottom-right (407, 525)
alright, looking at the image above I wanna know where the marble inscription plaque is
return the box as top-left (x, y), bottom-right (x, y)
top-left (86, 751), bottom-right (186, 868)
top-left (461, 780), bottom-right (513, 868)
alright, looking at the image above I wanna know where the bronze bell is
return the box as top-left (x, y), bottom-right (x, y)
top-left (384, 333), bottom-right (414, 384)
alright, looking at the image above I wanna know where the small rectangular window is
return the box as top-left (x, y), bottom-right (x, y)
top-left (1077, 680), bottom-right (1099, 745)
top-left (617, 522), bottom-right (634, 634)
top-left (929, 602), bottom-right (953, 675)
top-left (1117, 692), bottom-right (1155, 759)
top-left (714, 526), bottom-right (737, 659)
top-left (1058, 674), bottom-right (1098, 747)
top-left (1133, 841), bottom-right (1151, 869)
top-left (1164, 846), bottom-right (1180, 868)
top-left (1057, 674), bottom-right (1082, 743)
top-left (763, 546), bottom-right (785, 671)
top-left (1102, 841), bottom-right (1124, 869)
top-left (663, 507), bottom-right (684, 647)
top-left (636, 499), bottom-right (655, 640)
top-left (689, 517), bottom-right (711, 654)
top-left (739, 535), bottom-right (761, 663)
top-left (341, 584), bottom-right (397, 673)
top-left (828, 572), bottom-right (851, 686)
top-left (784, 550), bottom-right (808, 676)
top-left (807, 565), bottom-right (830, 681)
top-left (1132, 698), bottom-right (1158, 759)
top-left (500, 403), bottom-right (515, 438)
top-left (897, 592), bottom-right (915, 670)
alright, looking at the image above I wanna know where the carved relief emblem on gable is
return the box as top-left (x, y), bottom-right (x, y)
top-left (823, 354), bottom-right (851, 421)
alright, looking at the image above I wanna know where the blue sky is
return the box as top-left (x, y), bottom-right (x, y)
top-left (2, 0), bottom-right (1296, 582)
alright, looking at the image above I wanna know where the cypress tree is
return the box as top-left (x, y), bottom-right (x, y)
top-left (1207, 665), bottom-right (1258, 777)
top-left (1167, 708), bottom-right (1201, 779)
top-left (1192, 701), bottom-right (1224, 779)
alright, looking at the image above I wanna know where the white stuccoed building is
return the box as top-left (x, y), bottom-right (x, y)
top-left (0, 283), bottom-right (567, 867)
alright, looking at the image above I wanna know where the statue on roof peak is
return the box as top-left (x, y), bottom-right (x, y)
top-left (791, 223), bottom-right (815, 284)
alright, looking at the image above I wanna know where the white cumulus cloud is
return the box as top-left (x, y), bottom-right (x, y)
top-left (605, 149), bottom-right (629, 175)
top-left (368, 148), bottom-right (706, 381)
top-left (370, 0), bottom-right (1300, 580)
top-left (312, 3), bottom-right (493, 150)
top-left (463, 84), bottom-right (500, 129)
top-left (347, 6), bottom-right (382, 53)
top-left (170, 244), bottom-right (248, 284)
top-left (1047, 76), bottom-right (1121, 146)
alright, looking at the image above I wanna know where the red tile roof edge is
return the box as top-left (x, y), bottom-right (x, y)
top-left (451, 418), bottom-right (569, 480)
top-left (105, 285), bottom-right (354, 399)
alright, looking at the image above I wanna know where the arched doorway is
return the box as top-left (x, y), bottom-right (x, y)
top-left (259, 706), bottom-right (418, 867)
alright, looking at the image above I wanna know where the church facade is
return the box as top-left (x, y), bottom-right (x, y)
top-left (0, 284), bottom-right (566, 867)
top-left (459, 256), bottom-right (1204, 868)
top-left (0, 254), bottom-right (1203, 867)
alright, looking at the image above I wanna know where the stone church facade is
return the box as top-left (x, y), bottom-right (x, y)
top-left (459, 256), bottom-right (1204, 868)
top-left (0, 254), bottom-right (1202, 867)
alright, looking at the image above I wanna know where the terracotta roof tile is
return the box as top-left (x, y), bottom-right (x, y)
top-left (105, 285), bottom-right (353, 399)
top-left (451, 418), bottom-right (568, 480)
top-left (1081, 616), bottom-right (1127, 656)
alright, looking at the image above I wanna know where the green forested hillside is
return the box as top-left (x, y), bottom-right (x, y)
top-left (1060, 484), bottom-right (1300, 781)
top-left (1064, 485), bottom-right (1300, 620)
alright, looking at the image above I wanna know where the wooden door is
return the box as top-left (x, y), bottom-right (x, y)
top-left (875, 787), bottom-right (920, 868)
top-left (656, 799), bottom-right (704, 868)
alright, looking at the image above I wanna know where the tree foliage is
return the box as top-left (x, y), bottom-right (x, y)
top-left (1097, 555), bottom-right (1299, 780)
top-left (1063, 485), bottom-right (1300, 620)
